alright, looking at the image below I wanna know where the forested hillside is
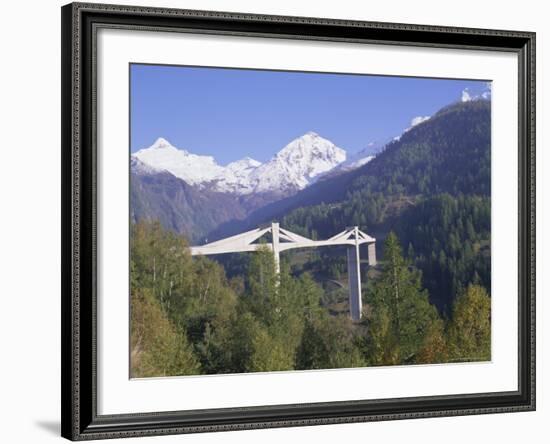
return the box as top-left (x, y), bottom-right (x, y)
top-left (130, 221), bottom-right (491, 377)
top-left (394, 194), bottom-right (490, 312)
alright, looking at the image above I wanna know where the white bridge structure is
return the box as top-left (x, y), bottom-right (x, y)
top-left (190, 223), bottom-right (376, 321)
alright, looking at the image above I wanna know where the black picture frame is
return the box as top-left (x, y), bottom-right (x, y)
top-left (61, 2), bottom-right (536, 440)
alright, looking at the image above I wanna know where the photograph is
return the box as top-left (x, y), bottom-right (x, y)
top-left (129, 64), bottom-right (492, 378)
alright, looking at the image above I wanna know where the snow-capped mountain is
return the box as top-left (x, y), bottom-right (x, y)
top-left (133, 137), bottom-right (226, 185)
top-left (132, 132), bottom-right (346, 195)
top-left (245, 132), bottom-right (346, 194)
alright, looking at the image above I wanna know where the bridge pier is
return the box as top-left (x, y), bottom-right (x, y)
top-left (271, 222), bottom-right (280, 274)
top-left (347, 228), bottom-right (363, 321)
top-left (368, 243), bottom-right (377, 266)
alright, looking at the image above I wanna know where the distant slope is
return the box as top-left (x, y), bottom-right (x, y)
top-left (130, 170), bottom-right (247, 244)
top-left (130, 167), bottom-right (287, 244)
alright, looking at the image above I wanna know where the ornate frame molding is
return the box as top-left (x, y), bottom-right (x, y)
top-left (61, 2), bottom-right (535, 440)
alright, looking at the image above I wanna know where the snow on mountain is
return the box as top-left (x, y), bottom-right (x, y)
top-left (248, 132), bottom-right (346, 193)
top-left (322, 141), bottom-right (380, 177)
top-left (130, 156), bottom-right (162, 175)
top-left (133, 137), bottom-right (225, 185)
top-left (344, 142), bottom-right (381, 167)
top-left (132, 132), bottom-right (346, 195)
top-left (393, 115), bottom-right (432, 142)
top-left (212, 157), bottom-right (263, 194)
top-left (344, 154), bottom-right (375, 170)
top-left (227, 157), bottom-right (263, 171)
top-left (404, 115), bottom-right (431, 132)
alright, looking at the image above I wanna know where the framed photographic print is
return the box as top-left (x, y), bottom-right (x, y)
top-left (61, 2), bottom-right (536, 440)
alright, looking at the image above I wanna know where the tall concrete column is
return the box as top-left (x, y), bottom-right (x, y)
top-left (271, 222), bottom-right (280, 274)
top-left (368, 243), bottom-right (377, 266)
top-left (347, 227), bottom-right (362, 321)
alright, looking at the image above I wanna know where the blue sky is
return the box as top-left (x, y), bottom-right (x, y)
top-left (130, 64), bottom-right (490, 164)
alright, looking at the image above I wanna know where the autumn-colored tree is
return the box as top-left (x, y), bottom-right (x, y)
top-left (447, 284), bottom-right (491, 362)
top-left (416, 318), bottom-right (448, 364)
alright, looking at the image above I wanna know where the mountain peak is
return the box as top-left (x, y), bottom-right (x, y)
top-left (245, 132), bottom-right (347, 193)
top-left (150, 137), bottom-right (175, 150)
top-left (280, 132), bottom-right (345, 156)
top-left (304, 131), bottom-right (320, 137)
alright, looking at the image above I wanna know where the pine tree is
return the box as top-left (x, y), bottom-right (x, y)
top-left (246, 246), bottom-right (279, 324)
top-left (366, 232), bottom-right (442, 365)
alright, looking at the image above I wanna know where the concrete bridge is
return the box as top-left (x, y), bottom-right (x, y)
top-left (190, 223), bottom-right (376, 321)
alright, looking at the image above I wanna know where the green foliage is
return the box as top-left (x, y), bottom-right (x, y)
top-left (238, 251), bottom-right (327, 372)
top-left (394, 194), bottom-right (491, 313)
top-left (297, 313), bottom-right (366, 369)
top-left (249, 327), bottom-right (296, 372)
top-left (365, 233), bottom-right (442, 365)
top-left (245, 246), bottom-right (279, 322)
top-left (281, 193), bottom-right (491, 313)
top-left (130, 288), bottom-right (200, 377)
top-left (130, 220), bottom-right (238, 375)
top-left (347, 101), bottom-right (491, 200)
top-left (131, 221), bottom-right (358, 375)
top-left (130, 221), bottom-right (491, 376)
top-left (447, 285), bottom-right (491, 362)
